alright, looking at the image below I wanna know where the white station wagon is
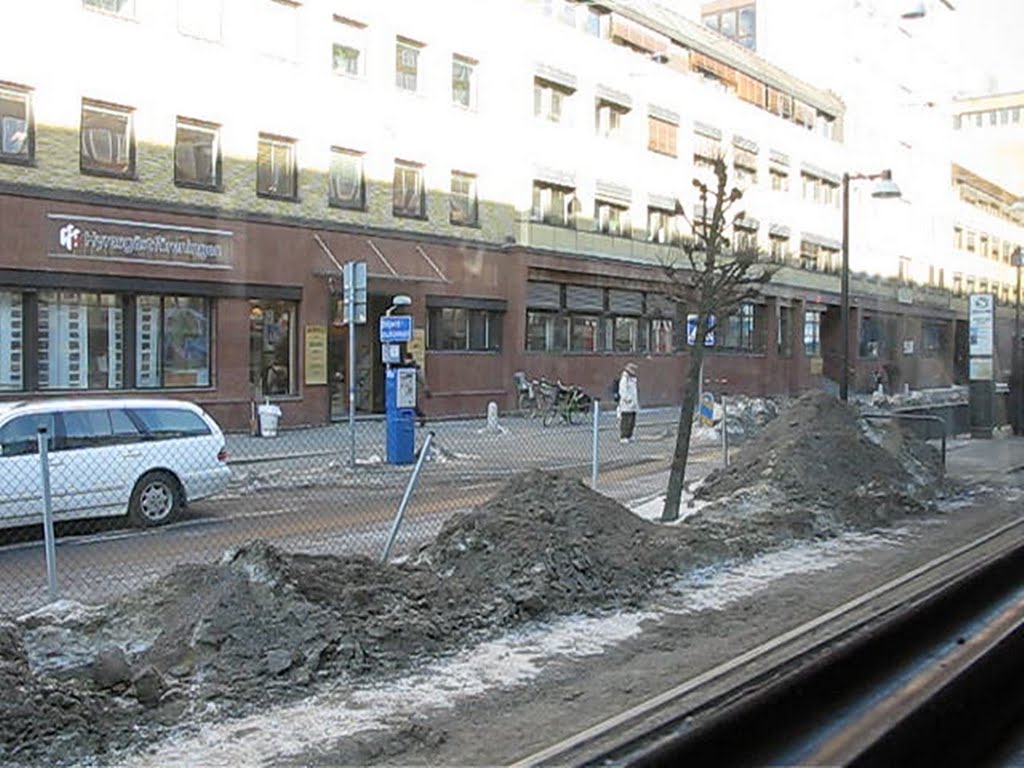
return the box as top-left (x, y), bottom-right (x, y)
top-left (0, 398), bottom-right (231, 529)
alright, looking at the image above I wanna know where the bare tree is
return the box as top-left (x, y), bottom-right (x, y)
top-left (661, 157), bottom-right (779, 522)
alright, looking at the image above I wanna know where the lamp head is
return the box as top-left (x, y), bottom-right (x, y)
top-left (390, 295), bottom-right (412, 308)
top-left (900, 0), bottom-right (926, 19)
top-left (1011, 198), bottom-right (1024, 213)
top-left (871, 170), bottom-right (901, 199)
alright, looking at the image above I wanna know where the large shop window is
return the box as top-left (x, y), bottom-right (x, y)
top-left (38, 292), bottom-right (124, 390)
top-left (0, 290), bottom-right (23, 390)
top-left (859, 315), bottom-right (895, 359)
top-left (719, 303), bottom-right (764, 352)
top-left (524, 281), bottom-right (674, 355)
top-left (136, 296), bottom-right (211, 388)
top-left (427, 307), bottom-right (502, 351)
top-left (804, 311), bottom-right (821, 357)
top-left (249, 300), bottom-right (295, 396)
top-left (0, 85), bottom-right (33, 164)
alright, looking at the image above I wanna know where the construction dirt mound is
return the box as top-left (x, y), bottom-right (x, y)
top-left (0, 403), bottom-right (958, 767)
top-left (1, 472), bottom-right (681, 767)
top-left (693, 390), bottom-right (950, 533)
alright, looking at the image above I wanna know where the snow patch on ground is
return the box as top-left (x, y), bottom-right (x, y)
top-left (113, 611), bottom-right (655, 768)
top-left (629, 494), bottom-right (709, 523)
top-left (661, 529), bottom-right (908, 614)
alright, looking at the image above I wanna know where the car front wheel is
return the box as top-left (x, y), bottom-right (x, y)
top-left (129, 471), bottom-right (182, 527)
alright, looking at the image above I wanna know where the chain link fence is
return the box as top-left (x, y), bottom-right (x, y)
top-left (0, 400), bottom-right (733, 615)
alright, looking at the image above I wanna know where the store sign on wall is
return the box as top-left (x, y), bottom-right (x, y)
top-left (47, 214), bottom-right (233, 269)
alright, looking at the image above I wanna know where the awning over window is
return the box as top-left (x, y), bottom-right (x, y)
top-left (313, 232), bottom-right (450, 284)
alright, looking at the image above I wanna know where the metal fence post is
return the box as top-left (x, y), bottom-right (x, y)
top-left (721, 395), bottom-right (730, 468)
top-left (381, 431), bottom-right (434, 563)
top-left (591, 398), bottom-right (600, 488)
top-left (37, 427), bottom-right (58, 602)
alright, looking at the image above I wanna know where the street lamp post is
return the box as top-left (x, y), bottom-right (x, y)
top-left (840, 169), bottom-right (902, 401)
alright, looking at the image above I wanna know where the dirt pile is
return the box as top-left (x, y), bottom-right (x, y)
top-left (694, 391), bottom-right (949, 534)
top-left (1, 472), bottom-right (680, 767)
top-left (419, 470), bottom-right (680, 619)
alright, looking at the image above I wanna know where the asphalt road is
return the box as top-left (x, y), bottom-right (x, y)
top-left (0, 412), bottom-right (725, 614)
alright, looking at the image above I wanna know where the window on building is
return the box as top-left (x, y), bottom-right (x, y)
top-left (260, 0), bottom-right (299, 60)
top-left (569, 315), bottom-right (599, 352)
top-left (83, 0), bottom-right (134, 17)
top-left (332, 16), bottom-right (366, 77)
top-left (449, 171), bottom-right (479, 226)
top-left (733, 150), bottom-right (757, 185)
top-left (452, 54), bottom-right (477, 108)
top-left (703, 4), bottom-right (756, 49)
top-left (720, 302), bottom-right (761, 351)
top-left (37, 292), bottom-right (123, 390)
top-left (393, 160), bottom-right (426, 218)
top-left (778, 306), bottom-right (792, 356)
top-left (329, 147), bottom-right (365, 209)
top-left (585, 6), bottom-right (610, 37)
top-left (396, 37), bottom-right (423, 92)
top-left (979, 234), bottom-right (989, 257)
top-left (0, 85), bottom-right (32, 164)
top-left (80, 100), bottom-right (134, 178)
top-left (249, 300), bottom-right (295, 396)
top-left (647, 207), bottom-right (681, 245)
top-left (534, 78), bottom-right (573, 123)
top-left (801, 173), bottom-right (817, 201)
top-left (858, 315), bottom-right (891, 359)
top-left (953, 272), bottom-right (964, 296)
top-left (526, 311), bottom-right (560, 352)
top-left (428, 306), bottom-right (502, 351)
top-left (595, 200), bottom-right (630, 237)
top-left (174, 118), bottom-right (221, 190)
top-left (800, 241), bottom-right (819, 271)
top-left (820, 246), bottom-right (839, 273)
top-left (733, 224), bottom-right (757, 252)
top-left (650, 318), bottom-right (674, 354)
top-left (596, 100), bottom-right (628, 139)
top-left (178, 0), bottom-right (222, 40)
top-left (954, 227), bottom-right (963, 249)
top-left (531, 181), bottom-right (576, 227)
top-left (769, 168), bottom-right (788, 192)
top-left (135, 296), bottom-right (211, 388)
top-left (648, 116), bottom-right (677, 157)
top-left (0, 290), bottom-right (23, 390)
top-left (966, 230), bottom-right (975, 251)
top-left (769, 235), bottom-right (789, 262)
top-left (803, 311), bottom-right (821, 356)
top-left (823, 180), bottom-right (839, 207)
top-left (256, 134), bottom-right (297, 200)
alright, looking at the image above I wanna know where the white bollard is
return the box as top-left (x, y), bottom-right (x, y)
top-left (487, 401), bottom-right (499, 430)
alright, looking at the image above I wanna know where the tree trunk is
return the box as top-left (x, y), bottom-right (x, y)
top-left (662, 343), bottom-right (707, 522)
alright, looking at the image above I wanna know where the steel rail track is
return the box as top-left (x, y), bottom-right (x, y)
top-left (512, 516), bottom-right (1024, 767)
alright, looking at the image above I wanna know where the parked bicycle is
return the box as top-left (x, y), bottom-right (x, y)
top-left (513, 372), bottom-right (555, 419)
top-left (542, 380), bottom-right (591, 427)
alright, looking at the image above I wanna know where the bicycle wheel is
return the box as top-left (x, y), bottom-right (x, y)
top-left (542, 403), bottom-right (558, 427)
top-left (517, 391), bottom-right (534, 417)
top-left (566, 398), bottom-right (582, 425)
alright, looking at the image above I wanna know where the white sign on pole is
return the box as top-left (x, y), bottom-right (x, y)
top-left (968, 294), bottom-right (994, 357)
top-left (343, 261), bottom-right (368, 324)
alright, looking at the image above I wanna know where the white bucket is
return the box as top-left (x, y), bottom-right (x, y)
top-left (258, 404), bottom-right (282, 437)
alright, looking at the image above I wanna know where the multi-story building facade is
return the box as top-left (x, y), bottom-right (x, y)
top-left (0, 0), bottom-right (1019, 429)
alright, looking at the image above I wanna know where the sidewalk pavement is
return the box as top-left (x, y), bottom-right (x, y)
top-left (945, 429), bottom-right (1024, 485)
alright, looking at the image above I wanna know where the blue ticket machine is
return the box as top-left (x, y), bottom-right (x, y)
top-left (385, 366), bottom-right (417, 464)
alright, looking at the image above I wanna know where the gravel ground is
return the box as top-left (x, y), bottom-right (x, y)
top-left (0, 393), bottom-right (979, 766)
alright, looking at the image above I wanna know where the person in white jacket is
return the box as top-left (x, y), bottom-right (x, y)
top-left (616, 362), bottom-right (639, 443)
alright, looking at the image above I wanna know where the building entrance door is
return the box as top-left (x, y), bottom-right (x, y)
top-left (328, 294), bottom-right (390, 419)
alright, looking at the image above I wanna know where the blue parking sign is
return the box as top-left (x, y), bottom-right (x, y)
top-left (379, 315), bottom-right (413, 343)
